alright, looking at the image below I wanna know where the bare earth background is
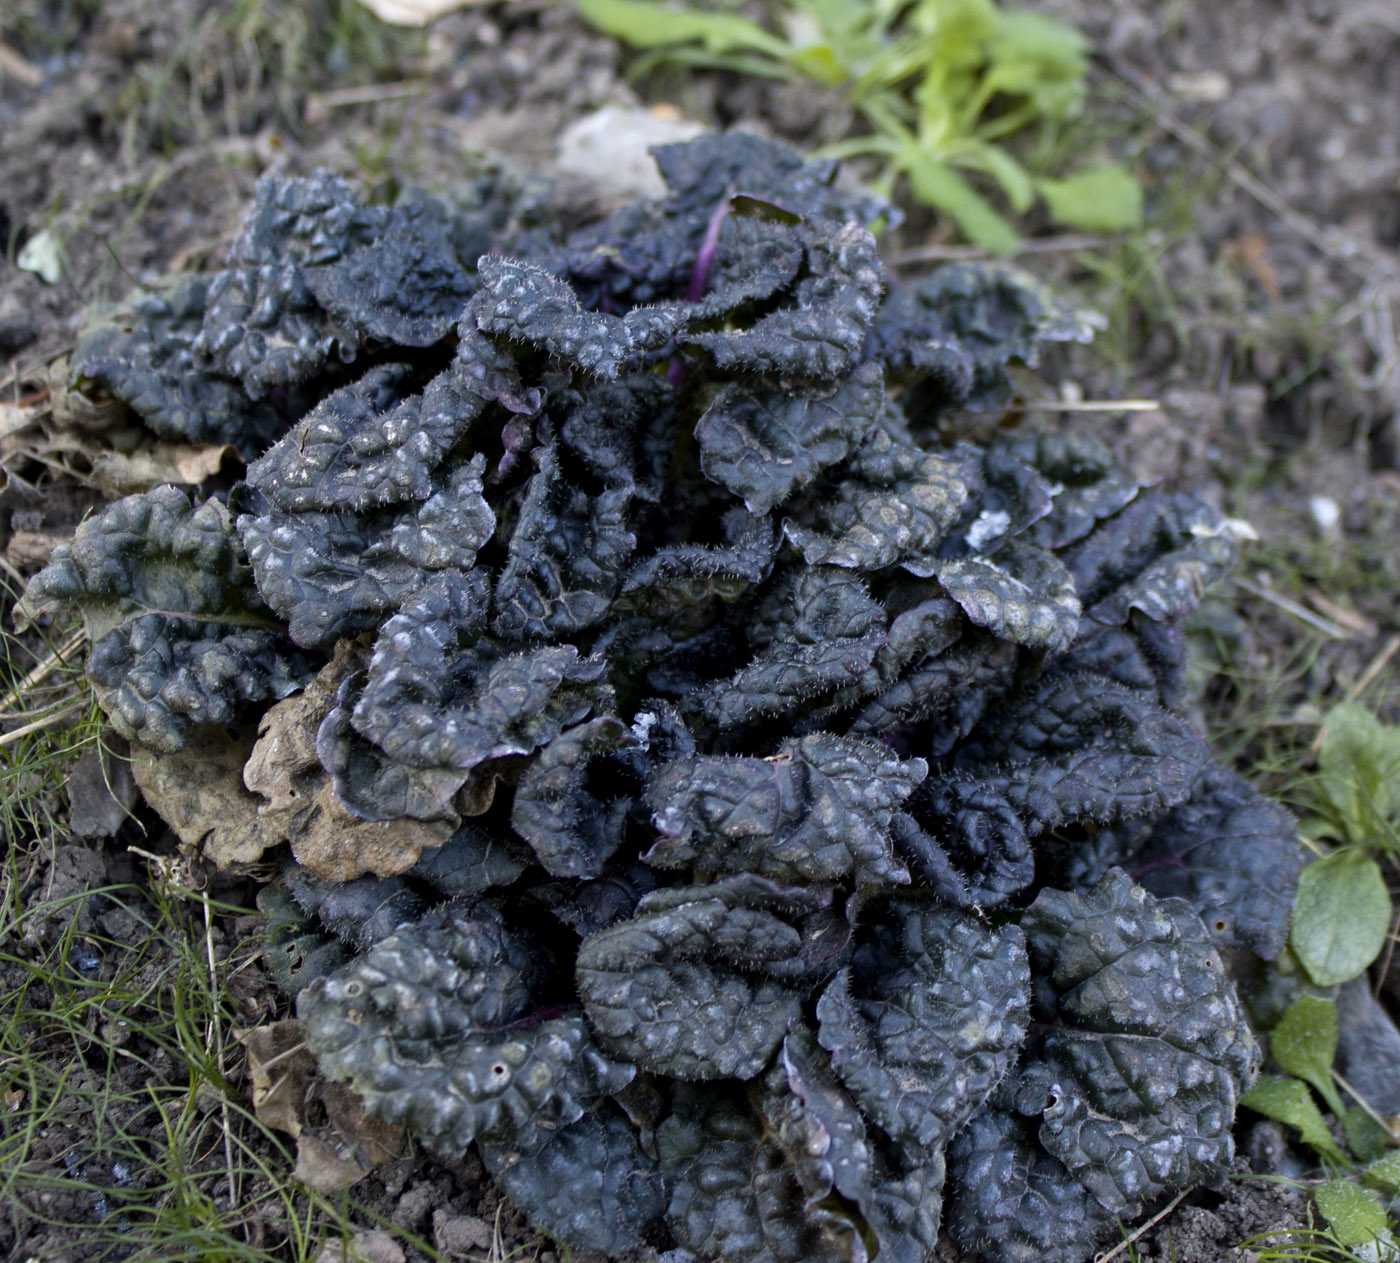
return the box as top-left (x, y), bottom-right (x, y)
top-left (2, 2), bottom-right (1399, 1260)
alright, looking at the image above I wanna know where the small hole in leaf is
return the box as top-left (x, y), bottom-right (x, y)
top-left (344, 981), bottom-right (363, 997)
top-left (491, 1063), bottom-right (509, 1079)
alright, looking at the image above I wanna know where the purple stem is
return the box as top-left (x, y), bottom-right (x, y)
top-left (687, 191), bottom-right (733, 304)
top-left (667, 190), bottom-right (733, 388)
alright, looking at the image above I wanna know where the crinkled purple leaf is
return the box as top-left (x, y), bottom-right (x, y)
top-left (1012, 871), bottom-right (1260, 1216)
top-left (510, 716), bottom-right (634, 879)
top-left (1063, 492), bottom-right (1239, 625)
top-left (651, 132), bottom-right (888, 231)
top-left (891, 790), bottom-right (1033, 909)
top-left (16, 486), bottom-right (310, 751)
top-left (246, 337), bottom-right (527, 513)
top-left (691, 214), bottom-right (806, 319)
top-left (479, 1102), bottom-right (665, 1256)
top-left (644, 733), bottom-right (923, 887)
top-left (618, 508), bottom-right (779, 617)
top-left (942, 439), bottom-right (1057, 556)
top-left (816, 902), bottom-right (1029, 1157)
top-left (946, 1109), bottom-right (1117, 1263)
top-left (68, 276), bottom-right (299, 456)
top-left (1126, 769), bottom-right (1301, 958)
top-left (936, 542), bottom-right (1081, 654)
top-left (695, 362), bottom-right (884, 515)
top-left (953, 674), bottom-right (1212, 833)
top-left (409, 823), bottom-right (531, 897)
top-left (658, 1085), bottom-right (845, 1263)
top-left (282, 864), bottom-right (423, 951)
top-left (577, 877), bottom-right (839, 1080)
top-left (759, 1028), bottom-right (944, 1263)
top-left (783, 412), bottom-right (967, 571)
top-left (314, 675), bottom-right (466, 824)
top-left (1056, 613), bottom-right (1188, 710)
top-left (1005, 433), bottom-right (1141, 551)
top-left (559, 372), bottom-right (679, 497)
top-left (475, 255), bottom-right (684, 378)
top-left (847, 634), bottom-right (1017, 755)
top-left (492, 441), bottom-right (635, 640)
top-left (351, 571), bottom-right (611, 771)
top-left (298, 900), bottom-right (633, 1157)
top-left (302, 198), bottom-right (473, 346)
top-left (685, 221), bottom-right (883, 381)
top-left (868, 262), bottom-right (1099, 412)
top-left (689, 566), bottom-right (888, 729)
top-left (236, 493), bottom-right (485, 650)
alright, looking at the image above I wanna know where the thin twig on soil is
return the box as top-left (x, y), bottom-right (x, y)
top-left (0, 41), bottom-right (43, 89)
top-left (1332, 1069), bottom-right (1400, 1143)
top-left (887, 233), bottom-right (1111, 266)
top-left (1023, 399), bottom-right (1161, 413)
top-left (1093, 1189), bottom-right (1191, 1263)
top-left (203, 896), bottom-right (241, 1224)
top-left (1306, 632), bottom-right (1400, 757)
top-left (5, 629), bottom-right (89, 704)
top-left (1305, 592), bottom-right (1379, 640)
top-left (1235, 577), bottom-right (1351, 640)
top-left (0, 698), bottom-right (88, 747)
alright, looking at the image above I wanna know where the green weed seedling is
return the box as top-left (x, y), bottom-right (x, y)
top-left (1243, 994), bottom-right (1400, 1256)
top-left (1290, 704), bottom-right (1400, 988)
top-left (577, 0), bottom-right (1141, 251)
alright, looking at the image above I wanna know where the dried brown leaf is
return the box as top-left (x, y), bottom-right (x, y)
top-left (244, 642), bottom-right (457, 880)
top-left (132, 725), bottom-right (282, 868)
top-left (90, 441), bottom-right (237, 494)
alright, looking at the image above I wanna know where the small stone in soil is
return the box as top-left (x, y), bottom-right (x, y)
top-left (432, 1210), bottom-right (492, 1255)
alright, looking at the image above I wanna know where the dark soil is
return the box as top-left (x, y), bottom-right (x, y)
top-left (2, 1), bottom-right (1399, 1261)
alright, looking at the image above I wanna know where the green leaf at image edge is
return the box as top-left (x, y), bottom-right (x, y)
top-left (1290, 850), bottom-right (1392, 987)
top-left (1314, 1180), bottom-right (1389, 1247)
top-left (1318, 701), bottom-right (1400, 845)
top-left (1270, 994), bottom-right (1344, 1118)
top-left (575, 0), bottom-right (790, 57)
top-left (1036, 166), bottom-right (1142, 233)
top-left (1342, 1107), bottom-right (1391, 1164)
top-left (1364, 1149), bottom-right (1400, 1194)
top-left (1240, 1074), bottom-right (1346, 1164)
top-left (902, 148), bottom-right (1020, 254)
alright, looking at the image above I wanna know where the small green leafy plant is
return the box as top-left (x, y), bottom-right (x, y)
top-left (576, 0), bottom-right (1142, 252)
top-left (1243, 994), bottom-right (1400, 1254)
top-left (1290, 704), bottom-right (1400, 987)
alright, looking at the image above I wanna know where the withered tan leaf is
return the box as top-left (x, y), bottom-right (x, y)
top-left (236, 1018), bottom-right (313, 1137)
top-left (245, 639), bottom-right (455, 881)
top-left (132, 725), bottom-right (282, 868)
top-left (290, 783), bottom-right (455, 882)
top-left (90, 441), bottom-right (236, 494)
top-left (236, 1019), bottom-right (408, 1192)
top-left (294, 1078), bottom-right (409, 1191)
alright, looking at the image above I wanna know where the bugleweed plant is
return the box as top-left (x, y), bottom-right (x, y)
top-left (576, 0), bottom-right (1143, 252)
top-left (17, 133), bottom-right (1298, 1262)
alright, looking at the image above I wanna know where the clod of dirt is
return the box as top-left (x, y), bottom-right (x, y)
top-left (65, 746), bottom-right (137, 838)
top-left (432, 1211), bottom-right (493, 1255)
top-left (1127, 1161), bottom-right (1311, 1263)
top-left (312, 1228), bottom-right (406, 1263)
